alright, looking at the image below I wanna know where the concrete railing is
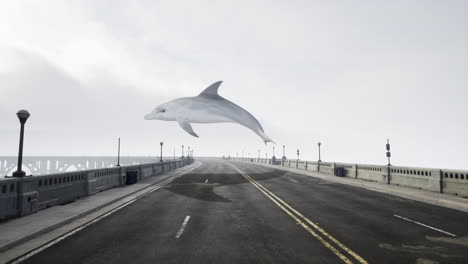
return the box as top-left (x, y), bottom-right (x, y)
top-left (230, 157), bottom-right (468, 198)
top-left (0, 157), bottom-right (194, 221)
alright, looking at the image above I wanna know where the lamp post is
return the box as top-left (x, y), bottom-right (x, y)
top-left (282, 145), bottom-right (286, 166)
top-left (318, 142), bottom-right (322, 162)
top-left (188, 146), bottom-right (191, 158)
top-left (116, 138), bottom-right (121, 166)
top-left (160, 142), bottom-right (164, 162)
top-left (386, 139), bottom-right (391, 166)
top-left (13, 110), bottom-right (30, 177)
top-left (297, 149), bottom-right (300, 161)
top-left (181, 145), bottom-right (184, 158)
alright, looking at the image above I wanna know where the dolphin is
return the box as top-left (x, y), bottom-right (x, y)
top-left (144, 81), bottom-right (274, 144)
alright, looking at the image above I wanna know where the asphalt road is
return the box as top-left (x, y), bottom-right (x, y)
top-left (19, 160), bottom-right (468, 264)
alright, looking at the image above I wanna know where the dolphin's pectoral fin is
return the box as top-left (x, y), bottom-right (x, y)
top-left (177, 118), bottom-right (199, 138)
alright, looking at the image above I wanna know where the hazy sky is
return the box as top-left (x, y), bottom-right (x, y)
top-left (0, 1), bottom-right (467, 169)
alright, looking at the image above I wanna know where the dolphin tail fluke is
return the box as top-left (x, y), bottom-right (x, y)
top-left (259, 131), bottom-right (275, 145)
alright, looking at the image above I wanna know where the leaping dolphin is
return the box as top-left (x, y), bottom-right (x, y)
top-left (144, 81), bottom-right (274, 144)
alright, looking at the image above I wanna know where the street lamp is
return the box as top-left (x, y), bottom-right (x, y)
top-left (13, 110), bottom-right (30, 177)
top-left (181, 145), bottom-right (184, 158)
top-left (160, 142), bottom-right (164, 162)
top-left (116, 138), bottom-right (121, 166)
top-left (318, 142), bottom-right (322, 162)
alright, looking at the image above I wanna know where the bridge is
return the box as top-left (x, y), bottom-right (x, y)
top-left (0, 157), bottom-right (467, 264)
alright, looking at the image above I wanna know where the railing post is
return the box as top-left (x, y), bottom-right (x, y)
top-left (439, 169), bottom-right (444, 193)
top-left (387, 165), bottom-right (391, 184)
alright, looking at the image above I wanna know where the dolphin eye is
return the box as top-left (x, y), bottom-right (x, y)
top-left (160, 109), bottom-right (166, 113)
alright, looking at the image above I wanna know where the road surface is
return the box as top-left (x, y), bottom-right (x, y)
top-left (18, 160), bottom-right (468, 264)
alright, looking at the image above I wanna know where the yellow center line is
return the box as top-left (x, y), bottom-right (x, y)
top-left (228, 163), bottom-right (368, 264)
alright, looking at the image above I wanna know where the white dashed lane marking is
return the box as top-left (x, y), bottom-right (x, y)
top-left (394, 215), bottom-right (456, 237)
top-left (176, 216), bottom-right (191, 239)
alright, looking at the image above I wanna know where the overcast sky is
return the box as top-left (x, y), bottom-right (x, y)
top-left (0, 1), bottom-right (467, 170)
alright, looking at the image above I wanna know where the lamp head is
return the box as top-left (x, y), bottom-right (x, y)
top-left (16, 110), bottom-right (30, 124)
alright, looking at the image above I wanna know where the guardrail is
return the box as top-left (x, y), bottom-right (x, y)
top-left (230, 157), bottom-right (468, 198)
top-left (0, 158), bottom-right (194, 221)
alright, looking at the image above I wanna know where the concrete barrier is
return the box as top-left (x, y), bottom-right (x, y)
top-left (231, 157), bottom-right (468, 198)
top-left (356, 164), bottom-right (387, 183)
top-left (389, 166), bottom-right (441, 192)
top-left (0, 157), bottom-right (194, 221)
top-left (442, 169), bottom-right (468, 197)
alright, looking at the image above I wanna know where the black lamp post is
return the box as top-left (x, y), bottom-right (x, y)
top-left (386, 139), bottom-right (391, 166)
top-left (116, 138), bottom-right (121, 166)
top-left (318, 142), bottom-right (322, 162)
top-left (160, 142), bottom-right (164, 162)
top-left (13, 110), bottom-right (30, 177)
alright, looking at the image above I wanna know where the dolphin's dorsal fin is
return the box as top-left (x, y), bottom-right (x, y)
top-left (198, 81), bottom-right (223, 97)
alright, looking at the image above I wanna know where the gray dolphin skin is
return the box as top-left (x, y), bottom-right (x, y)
top-left (144, 81), bottom-right (274, 144)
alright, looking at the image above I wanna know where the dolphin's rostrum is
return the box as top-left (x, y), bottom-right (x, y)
top-left (144, 81), bottom-right (274, 144)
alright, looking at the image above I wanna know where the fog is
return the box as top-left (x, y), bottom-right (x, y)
top-left (1, 1), bottom-right (467, 169)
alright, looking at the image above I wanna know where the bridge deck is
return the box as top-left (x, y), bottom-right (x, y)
top-left (2, 160), bottom-right (468, 263)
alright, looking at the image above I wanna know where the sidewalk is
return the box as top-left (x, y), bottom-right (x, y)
top-left (242, 161), bottom-right (468, 213)
top-left (0, 162), bottom-right (200, 255)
